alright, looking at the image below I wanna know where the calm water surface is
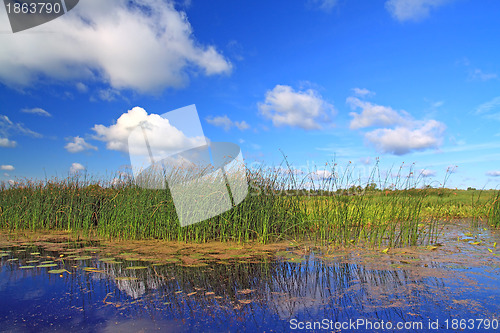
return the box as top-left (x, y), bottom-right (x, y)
top-left (1, 223), bottom-right (500, 332)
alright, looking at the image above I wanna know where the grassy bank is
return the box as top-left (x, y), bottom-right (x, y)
top-left (1, 162), bottom-right (499, 246)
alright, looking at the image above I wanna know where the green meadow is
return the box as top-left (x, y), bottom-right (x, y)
top-left (1, 161), bottom-right (499, 247)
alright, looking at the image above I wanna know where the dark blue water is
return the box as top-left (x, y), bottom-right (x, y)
top-left (1, 228), bottom-right (500, 332)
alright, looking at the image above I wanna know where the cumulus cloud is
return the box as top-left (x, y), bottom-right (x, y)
top-left (65, 136), bottom-right (98, 153)
top-left (419, 169), bottom-right (436, 177)
top-left (70, 162), bottom-right (85, 173)
top-left (92, 106), bottom-right (205, 156)
top-left (0, 165), bottom-right (14, 171)
top-left (258, 85), bottom-right (334, 130)
top-left (486, 170), bottom-right (500, 177)
top-left (0, 138), bottom-right (17, 148)
top-left (0, 0), bottom-right (232, 93)
top-left (385, 0), bottom-right (451, 22)
top-left (205, 115), bottom-right (250, 131)
top-left (348, 94), bottom-right (446, 155)
top-left (347, 97), bottom-right (409, 129)
top-left (365, 120), bottom-right (446, 155)
top-left (21, 107), bottom-right (52, 117)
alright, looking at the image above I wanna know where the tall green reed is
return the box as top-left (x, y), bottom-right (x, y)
top-left (0, 159), bottom-right (494, 246)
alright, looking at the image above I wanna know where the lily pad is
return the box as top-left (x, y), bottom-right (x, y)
top-left (30, 252), bottom-right (40, 255)
top-left (73, 256), bottom-right (92, 260)
top-left (115, 277), bottom-right (139, 281)
top-left (40, 261), bottom-right (54, 264)
top-left (285, 257), bottom-right (305, 263)
top-left (99, 258), bottom-right (116, 262)
top-left (48, 269), bottom-right (69, 274)
top-left (83, 267), bottom-right (98, 271)
top-left (125, 266), bottom-right (148, 270)
top-left (163, 258), bottom-right (180, 263)
top-left (26, 260), bottom-right (39, 263)
top-left (37, 263), bottom-right (58, 268)
top-left (19, 265), bottom-right (35, 269)
top-left (0, 253), bottom-right (9, 257)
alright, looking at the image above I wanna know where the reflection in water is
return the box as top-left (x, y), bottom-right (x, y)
top-left (0, 229), bottom-right (500, 332)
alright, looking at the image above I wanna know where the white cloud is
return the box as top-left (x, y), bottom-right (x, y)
top-left (70, 162), bottom-right (86, 173)
top-left (97, 89), bottom-right (122, 102)
top-left (348, 94), bottom-right (446, 155)
top-left (76, 82), bottom-right (88, 93)
top-left (65, 136), bottom-right (98, 153)
top-left (258, 85), bottom-right (334, 130)
top-left (21, 107), bottom-right (52, 117)
top-left (475, 96), bottom-right (500, 120)
top-left (352, 88), bottom-right (375, 97)
top-left (486, 170), bottom-right (500, 177)
top-left (365, 120), bottom-right (446, 155)
top-left (206, 115), bottom-right (250, 131)
top-left (0, 138), bottom-right (17, 148)
top-left (0, 165), bottom-right (14, 171)
top-left (235, 121), bottom-right (250, 131)
top-left (385, 0), bottom-right (451, 22)
top-left (92, 106), bottom-right (205, 155)
top-left (347, 97), bottom-right (409, 129)
top-left (471, 69), bottom-right (498, 81)
top-left (1, 115), bottom-right (42, 137)
top-left (430, 100), bottom-right (444, 108)
top-left (308, 0), bottom-right (337, 12)
top-left (0, 0), bottom-right (232, 93)
top-left (419, 169), bottom-right (436, 177)
top-left (0, 115), bottom-right (42, 148)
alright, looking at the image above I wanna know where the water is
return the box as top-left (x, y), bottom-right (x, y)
top-left (1, 223), bottom-right (500, 332)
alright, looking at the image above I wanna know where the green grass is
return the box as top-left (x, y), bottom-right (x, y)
top-left (488, 190), bottom-right (500, 228)
top-left (0, 161), bottom-right (498, 247)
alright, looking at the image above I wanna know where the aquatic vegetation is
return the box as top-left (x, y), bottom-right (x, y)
top-left (488, 190), bottom-right (500, 228)
top-left (1, 225), bottom-right (499, 333)
top-left (0, 160), bottom-right (498, 247)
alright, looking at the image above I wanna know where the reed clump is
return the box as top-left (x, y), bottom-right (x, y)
top-left (0, 161), bottom-right (498, 246)
top-left (488, 190), bottom-right (500, 228)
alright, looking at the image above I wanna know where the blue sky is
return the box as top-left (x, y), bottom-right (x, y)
top-left (1, 0), bottom-right (500, 189)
